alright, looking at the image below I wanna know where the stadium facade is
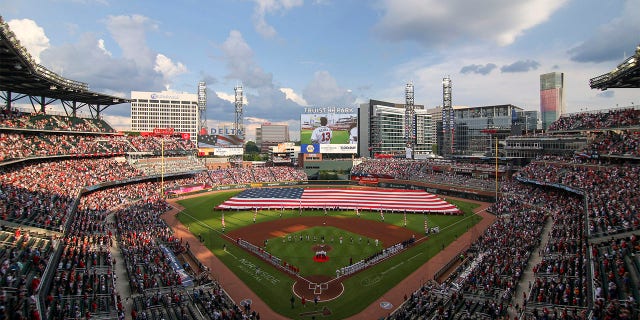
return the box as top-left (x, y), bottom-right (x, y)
top-left (540, 72), bottom-right (565, 130)
top-left (130, 90), bottom-right (199, 144)
top-left (359, 99), bottom-right (434, 158)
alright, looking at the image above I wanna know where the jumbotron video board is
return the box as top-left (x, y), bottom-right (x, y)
top-left (300, 107), bottom-right (357, 154)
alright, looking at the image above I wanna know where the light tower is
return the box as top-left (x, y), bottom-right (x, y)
top-left (404, 82), bottom-right (416, 159)
top-left (234, 84), bottom-right (244, 139)
top-left (198, 81), bottom-right (207, 134)
top-left (442, 76), bottom-right (454, 155)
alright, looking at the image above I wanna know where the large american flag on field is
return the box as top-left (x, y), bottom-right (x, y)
top-left (217, 187), bottom-right (461, 214)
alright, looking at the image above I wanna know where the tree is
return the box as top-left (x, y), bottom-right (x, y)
top-left (245, 141), bottom-right (260, 154)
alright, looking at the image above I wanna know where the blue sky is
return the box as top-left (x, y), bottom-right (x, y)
top-left (2, 0), bottom-right (639, 141)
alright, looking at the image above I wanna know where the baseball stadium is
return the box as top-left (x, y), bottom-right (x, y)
top-left (2, 13), bottom-right (640, 320)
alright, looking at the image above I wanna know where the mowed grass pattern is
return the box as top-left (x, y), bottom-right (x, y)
top-left (176, 189), bottom-right (482, 319)
top-left (267, 226), bottom-right (382, 277)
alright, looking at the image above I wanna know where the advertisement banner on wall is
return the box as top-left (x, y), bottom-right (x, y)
top-left (213, 147), bottom-right (244, 156)
top-left (319, 144), bottom-right (357, 154)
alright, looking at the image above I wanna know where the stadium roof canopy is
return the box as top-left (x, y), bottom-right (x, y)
top-left (0, 16), bottom-right (129, 118)
top-left (589, 44), bottom-right (640, 90)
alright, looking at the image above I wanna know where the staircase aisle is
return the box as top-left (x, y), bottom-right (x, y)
top-left (509, 212), bottom-right (554, 318)
top-left (106, 212), bottom-right (134, 319)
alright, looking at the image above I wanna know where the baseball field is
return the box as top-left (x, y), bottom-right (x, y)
top-left (175, 189), bottom-right (482, 319)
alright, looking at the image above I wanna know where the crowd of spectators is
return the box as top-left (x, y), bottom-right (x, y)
top-left (389, 167), bottom-right (631, 320)
top-left (474, 158), bottom-right (638, 318)
top-left (207, 169), bottom-right (237, 186)
top-left (496, 159), bottom-right (638, 319)
top-left (526, 194), bottom-right (589, 313)
top-left (548, 108), bottom-right (640, 131)
top-left (389, 180), bottom-right (555, 320)
top-left (591, 235), bottom-right (639, 320)
top-left (0, 110), bottom-right (115, 133)
top-left (352, 158), bottom-right (503, 191)
top-left (0, 158), bottom-right (144, 231)
top-left (0, 131), bottom-right (197, 163)
top-left (517, 160), bottom-right (640, 237)
top-left (38, 174), bottom-right (260, 319)
top-left (0, 228), bottom-right (51, 320)
top-left (580, 130), bottom-right (640, 158)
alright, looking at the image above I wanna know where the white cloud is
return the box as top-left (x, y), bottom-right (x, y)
top-left (97, 39), bottom-right (112, 56)
top-left (374, 0), bottom-right (569, 47)
top-left (216, 91), bottom-right (235, 104)
top-left (7, 19), bottom-right (50, 63)
top-left (215, 91), bottom-right (249, 105)
top-left (251, 0), bottom-right (303, 38)
top-left (154, 53), bottom-right (188, 85)
top-left (280, 87), bottom-right (308, 105)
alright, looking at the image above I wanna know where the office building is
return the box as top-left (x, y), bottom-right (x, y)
top-left (360, 99), bottom-right (433, 158)
top-left (256, 123), bottom-right (290, 153)
top-left (130, 90), bottom-right (199, 144)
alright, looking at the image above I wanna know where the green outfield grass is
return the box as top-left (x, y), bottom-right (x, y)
top-left (300, 129), bottom-right (350, 145)
top-left (175, 190), bottom-right (482, 319)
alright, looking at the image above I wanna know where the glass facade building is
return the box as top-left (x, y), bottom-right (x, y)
top-left (360, 100), bottom-right (433, 158)
top-left (451, 104), bottom-right (524, 156)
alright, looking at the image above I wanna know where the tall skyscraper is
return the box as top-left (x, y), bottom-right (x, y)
top-left (540, 72), bottom-right (565, 130)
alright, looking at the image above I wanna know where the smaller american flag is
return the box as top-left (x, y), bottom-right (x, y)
top-left (221, 212), bottom-right (226, 228)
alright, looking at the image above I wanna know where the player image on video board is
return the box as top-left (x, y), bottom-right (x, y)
top-left (300, 109), bottom-right (358, 154)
